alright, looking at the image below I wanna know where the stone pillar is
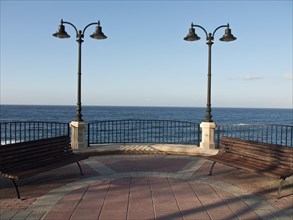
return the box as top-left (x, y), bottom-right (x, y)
top-left (70, 121), bottom-right (87, 149)
top-left (200, 122), bottom-right (216, 149)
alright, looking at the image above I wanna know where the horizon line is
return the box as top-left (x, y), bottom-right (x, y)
top-left (0, 104), bottom-right (292, 110)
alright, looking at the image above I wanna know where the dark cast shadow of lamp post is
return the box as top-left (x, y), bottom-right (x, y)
top-left (52, 19), bottom-right (107, 149)
top-left (184, 22), bottom-right (236, 149)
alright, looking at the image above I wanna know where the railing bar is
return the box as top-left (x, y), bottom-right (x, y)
top-left (108, 121), bottom-right (112, 143)
top-left (5, 123), bottom-right (10, 144)
top-left (140, 121), bottom-right (142, 143)
top-left (88, 123), bottom-right (90, 146)
top-left (153, 120), bottom-right (155, 143)
top-left (284, 126), bottom-right (287, 146)
top-left (46, 122), bottom-right (48, 139)
top-left (260, 125), bottom-right (263, 142)
top-left (275, 126), bottom-right (278, 145)
top-left (102, 122), bottom-right (104, 143)
top-left (50, 123), bottom-right (54, 138)
top-left (38, 122), bottom-right (44, 139)
top-left (133, 121), bottom-right (135, 143)
top-left (135, 120), bottom-right (137, 143)
top-left (176, 122), bottom-right (180, 143)
top-left (270, 125), bottom-right (272, 144)
top-left (14, 122), bottom-right (16, 143)
top-left (280, 125), bottom-right (283, 145)
top-left (130, 121), bottom-right (133, 143)
top-left (19, 122), bottom-right (22, 143)
top-left (265, 125), bottom-right (268, 144)
top-left (290, 126), bottom-right (293, 147)
top-left (189, 123), bottom-right (192, 144)
top-left (103, 122), bottom-right (106, 143)
top-left (97, 123), bottom-right (100, 144)
top-left (150, 121), bottom-right (152, 143)
top-left (7, 122), bottom-right (12, 143)
top-left (106, 122), bottom-right (108, 143)
top-left (9, 123), bottom-right (11, 144)
top-left (38, 122), bottom-right (40, 139)
top-left (4, 123), bottom-right (6, 145)
top-left (108, 121), bottom-right (110, 143)
top-left (182, 122), bottom-right (184, 143)
top-left (129, 120), bottom-right (131, 143)
top-left (115, 121), bottom-right (117, 143)
top-left (185, 122), bottom-right (187, 144)
top-left (166, 121), bottom-right (168, 143)
top-left (174, 121), bottom-right (176, 143)
top-left (124, 120), bottom-right (127, 143)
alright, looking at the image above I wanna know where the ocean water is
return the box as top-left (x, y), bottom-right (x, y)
top-left (0, 105), bottom-right (292, 125)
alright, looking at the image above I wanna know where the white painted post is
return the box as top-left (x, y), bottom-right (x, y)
top-left (200, 122), bottom-right (216, 149)
top-left (70, 121), bottom-right (87, 149)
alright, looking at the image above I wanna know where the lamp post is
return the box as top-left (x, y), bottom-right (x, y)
top-left (53, 19), bottom-right (107, 122)
top-left (184, 22), bottom-right (236, 148)
top-left (184, 22), bottom-right (236, 122)
top-left (53, 19), bottom-right (107, 149)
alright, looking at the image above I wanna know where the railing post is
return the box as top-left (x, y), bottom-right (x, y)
top-left (70, 121), bottom-right (87, 149)
top-left (200, 122), bottom-right (216, 149)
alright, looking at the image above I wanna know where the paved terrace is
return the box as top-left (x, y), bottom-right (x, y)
top-left (0, 144), bottom-right (292, 220)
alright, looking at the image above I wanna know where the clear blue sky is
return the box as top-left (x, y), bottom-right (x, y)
top-left (1, 0), bottom-right (292, 108)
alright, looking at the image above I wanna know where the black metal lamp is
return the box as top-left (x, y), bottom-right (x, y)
top-left (52, 20), bottom-right (70, 38)
top-left (53, 19), bottom-right (107, 122)
top-left (90, 21), bottom-right (107, 39)
top-left (219, 24), bottom-right (237, 42)
top-left (184, 22), bottom-right (236, 122)
top-left (184, 23), bottom-right (201, 41)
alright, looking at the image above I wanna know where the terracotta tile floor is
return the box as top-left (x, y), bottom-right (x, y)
top-left (0, 155), bottom-right (292, 220)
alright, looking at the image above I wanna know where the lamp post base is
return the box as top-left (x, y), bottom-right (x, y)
top-left (70, 121), bottom-right (87, 149)
top-left (200, 122), bottom-right (216, 149)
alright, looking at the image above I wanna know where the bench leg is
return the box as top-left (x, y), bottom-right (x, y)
top-left (209, 161), bottom-right (216, 176)
top-left (277, 178), bottom-right (286, 199)
top-left (76, 161), bottom-right (84, 176)
top-left (10, 179), bottom-right (21, 199)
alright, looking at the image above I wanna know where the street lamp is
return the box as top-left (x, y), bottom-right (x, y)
top-left (184, 22), bottom-right (236, 122)
top-left (53, 19), bottom-right (107, 122)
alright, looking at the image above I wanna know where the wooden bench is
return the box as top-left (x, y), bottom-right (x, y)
top-left (205, 136), bottom-right (293, 198)
top-left (0, 135), bottom-right (89, 199)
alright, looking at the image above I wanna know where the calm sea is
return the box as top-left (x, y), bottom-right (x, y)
top-left (0, 105), bottom-right (292, 125)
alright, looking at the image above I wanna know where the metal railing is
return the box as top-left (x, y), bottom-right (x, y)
top-left (0, 121), bottom-right (70, 145)
top-left (1, 120), bottom-right (291, 148)
top-left (88, 120), bottom-right (200, 146)
top-left (216, 124), bottom-right (293, 147)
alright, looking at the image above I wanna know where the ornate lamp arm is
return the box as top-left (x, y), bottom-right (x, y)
top-left (212, 24), bottom-right (229, 38)
top-left (191, 23), bottom-right (208, 39)
top-left (82, 21), bottom-right (100, 35)
top-left (61, 20), bottom-right (79, 37)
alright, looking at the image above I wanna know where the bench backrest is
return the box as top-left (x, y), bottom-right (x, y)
top-left (219, 137), bottom-right (293, 171)
top-left (0, 135), bottom-right (72, 171)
